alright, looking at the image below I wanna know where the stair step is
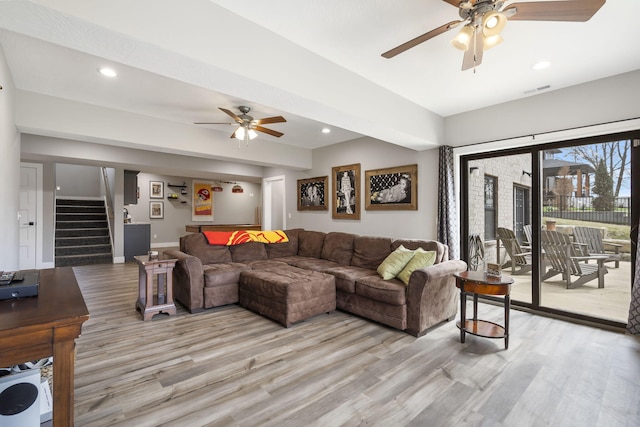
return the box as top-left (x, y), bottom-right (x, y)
top-left (56, 221), bottom-right (108, 229)
top-left (56, 199), bottom-right (105, 207)
top-left (56, 206), bottom-right (107, 214)
top-left (56, 213), bottom-right (107, 222)
top-left (55, 253), bottom-right (112, 267)
top-left (56, 228), bottom-right (109, 238)
top-left (55, 244), bottom-right (112, 256)
top-left (56, 236), bottom-right (110, 247)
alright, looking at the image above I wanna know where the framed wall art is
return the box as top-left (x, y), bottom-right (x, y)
top-left (149, 181), bottom-right (164, 199)
top-left (332, 163), bottom-right (360, 220)
top-left (149, 201), bottom-right (164, 219)
top-left (297, 176), bottom-right (328, 211)
top-left (192, 180), bottom-right (214, 222)
top-left (365, 164), bottom-right (417, 210)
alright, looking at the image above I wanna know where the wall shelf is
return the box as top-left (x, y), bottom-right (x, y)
top-left (168, 183), bottom-right (187, 188)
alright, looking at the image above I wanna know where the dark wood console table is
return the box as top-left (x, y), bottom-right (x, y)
top-left (0, 267), bottom-right (89, 426)
top-left (185, 224), bottom-right (261, 233)
top-left (454, 270), bottom-right (513, 349)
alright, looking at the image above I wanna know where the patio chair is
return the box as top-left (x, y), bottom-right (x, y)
top-left (541, 230), bottom-right (608, 289)
top-left (522, 224), bottom-right (533, 249)
top-left (573, 226), bottom-right (622, 268)
top-left (497, 227), bottom-right (532, 275)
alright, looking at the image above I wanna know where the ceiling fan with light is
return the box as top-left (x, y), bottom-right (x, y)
top-left (195, 106), bottom-right (287, 146)
top-left (382, 0), bottom-right (606, 71)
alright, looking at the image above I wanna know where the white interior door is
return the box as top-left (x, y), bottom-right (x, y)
top-left (19, 165), bottom-right (38, 269)
top-left (262, 176), bottom-right (286, 230)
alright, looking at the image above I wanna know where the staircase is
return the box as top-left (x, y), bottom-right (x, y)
top-left (55, 199), bottom-right (113, 267)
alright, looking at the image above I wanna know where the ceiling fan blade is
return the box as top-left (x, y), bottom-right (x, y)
top-left (442, 0), bottom-right (477, 8)
top-left (504, 0), bottom-right (606, 22)
top-left (193, 122), bottom-right (235, 125)
top-left (254, 125), bottom-right (284, 138)
top-left (219, 107), bottom-right (243, 123)
top-left (382, 20), bottom-right (462, 59)
top-left (255, 116), bottom-right (287, 125)
top-left (461, 28), bottom-right (483, 71)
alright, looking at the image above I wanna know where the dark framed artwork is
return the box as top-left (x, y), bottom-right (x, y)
top-left (332, 163), bottom-right (361, 220)
top-left (365, 164), bottom-right (417, 210)
top-left (150, 181), bottom-right (164, 199)
top-left (149, 201), bottom-right (164, 219)
top-left (297, 176), bottom-right (328, 211)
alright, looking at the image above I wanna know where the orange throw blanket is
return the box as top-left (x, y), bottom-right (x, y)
top-left (203, 230), bottom-right (289, 246)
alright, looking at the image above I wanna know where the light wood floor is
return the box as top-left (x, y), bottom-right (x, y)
top-left (72, 263), bottom-right (640, 427)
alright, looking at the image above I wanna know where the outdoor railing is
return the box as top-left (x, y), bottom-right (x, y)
top-left (543, 195), bottom-right (631, 225)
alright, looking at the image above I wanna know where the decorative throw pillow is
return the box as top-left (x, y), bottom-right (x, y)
top-left (397, 248), bottom-right (437, 285)
top-left (376, 245), bottom-right (415, 280)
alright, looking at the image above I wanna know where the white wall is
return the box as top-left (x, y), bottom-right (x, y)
top-left (266, 137), bottom-right (440, 240)
top-left (125, 173), bottom-right (262, 247)
top-left (56, 163), bottom-right (102, 197)
top-left (0, 46), bottom-right (20, 270)
top-left (445, 70), bottom-right (640, 147)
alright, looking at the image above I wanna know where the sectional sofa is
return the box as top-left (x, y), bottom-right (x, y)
top-left (164, 229), bottom-right (467, 337)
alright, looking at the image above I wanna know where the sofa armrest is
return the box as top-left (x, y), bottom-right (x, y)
top-left (165, 249), bottom-right (205, 313)
top-left (405, 260), bottom-right (467, 337)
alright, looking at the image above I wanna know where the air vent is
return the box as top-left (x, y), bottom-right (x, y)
top-left (524, 85), bottom-right (551, 95)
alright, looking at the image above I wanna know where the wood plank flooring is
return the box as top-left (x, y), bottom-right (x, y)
top-left (71, 263), bottom-right (640, 426)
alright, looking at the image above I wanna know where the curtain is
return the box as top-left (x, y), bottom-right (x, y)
top-left (627, 221), bottom-right (640, 334)
top-left (437, 145), bottom-right (459, 260)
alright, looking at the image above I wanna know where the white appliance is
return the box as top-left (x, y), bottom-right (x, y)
top-left (0, 369), bottom-right (41, 426)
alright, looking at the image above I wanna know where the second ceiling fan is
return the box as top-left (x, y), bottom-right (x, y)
top-left (195, 106), bottom-right (287, 146)
top-left (382, 0), bottom-right (606, 70)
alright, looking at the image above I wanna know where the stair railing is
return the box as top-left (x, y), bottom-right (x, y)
top-left (101, 167), bottom-right (115, 254)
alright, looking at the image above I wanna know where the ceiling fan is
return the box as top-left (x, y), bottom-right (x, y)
top-left (382, 0), bottom-right (606, 71)
top-left (195, 106), bottom-right (287, 146)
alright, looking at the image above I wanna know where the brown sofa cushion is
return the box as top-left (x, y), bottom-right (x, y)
top-left (351, 236), bottom-right (392, 270)
top-left (266, 228), bottom-right (302, 259)
top-left (321, 232), bottom-right (356, 265)
top-left (298, 230), bottom-right (326, 258)
top-left (203, 263), bottom-right (249, 287)
top-left (324, 265), bottom-right (376, 293)
top-left (355, 275), bottom-right (406, 306)
top-left (230, 242), bottom-right (268, 263)
top-left (181, 233), bottom-right (232, 264)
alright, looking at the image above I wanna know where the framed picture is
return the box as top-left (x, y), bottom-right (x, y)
top-left (192, 180), bottom-right (214, 222)
top-left (297, 176), bottom-right (328, 211)
top-left (150, 181), bottom-right (164, 199)
top-left (332, 163), bottom-right (360, 220)
top-left (149, 201), bottom-right (164, 219)
top-left (365, 164), bottom-right (417, 210)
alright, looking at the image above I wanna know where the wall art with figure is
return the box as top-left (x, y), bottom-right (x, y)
top-left (332, 163), bottom-right (360, 220)
top-left (297, 176), bottom-right (328, 211)
top-left (365, 164), bottom-right (417, 210)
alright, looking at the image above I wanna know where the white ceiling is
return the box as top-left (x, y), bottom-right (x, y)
top-left (1, 0), bottom-right (639, 153)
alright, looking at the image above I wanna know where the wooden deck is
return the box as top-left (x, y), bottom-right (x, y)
top-left (71, 262), bottom-right (640, 426)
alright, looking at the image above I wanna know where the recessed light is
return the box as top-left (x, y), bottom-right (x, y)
top-left (532, 61), bottom-right (551, 71)
top-left (98, 67), bottom-right (117, 78)
top-left (321, 127), bottom-right (331, 134)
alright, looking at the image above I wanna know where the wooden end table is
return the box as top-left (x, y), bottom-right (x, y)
top-left (134, 255), bottom-right (177, 320)
top-left (454, 270), bottom-right (513, 349)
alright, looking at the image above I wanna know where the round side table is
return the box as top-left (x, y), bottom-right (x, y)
top-left (454, 270), bottom-right (514, 349)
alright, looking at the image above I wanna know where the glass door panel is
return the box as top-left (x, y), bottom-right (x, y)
top-left (539, 140), bottom-right (632, 323)
top-left (466, 153), bottom-right (533, 304)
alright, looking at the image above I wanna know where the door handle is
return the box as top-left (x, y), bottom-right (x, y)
top-left (23, 221), bottom-right (35, 226)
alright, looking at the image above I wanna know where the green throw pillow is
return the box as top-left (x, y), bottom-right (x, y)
top-left (377, 245), bottom-right (415, 280)
top-left (397, 248), bottom-right (437, 285)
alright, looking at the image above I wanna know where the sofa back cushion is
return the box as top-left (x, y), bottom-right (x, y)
top-left (391, 239), bottom-right (447, 264)
top-left (180, 233), bottom-right (232, 264)
top-left (298, 230), bottom-right (326, 258)
top-left (265, 228), bottom-right (302, 259)
top-left (321, 232), bottom-right (356, 265)
top-left (351, 236), bottom-right (392, 270)
top-left (230, 242), bottom-right (268, 263)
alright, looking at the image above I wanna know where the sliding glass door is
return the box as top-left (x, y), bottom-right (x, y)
top-left (461, 132), bottom-right (638, 327)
